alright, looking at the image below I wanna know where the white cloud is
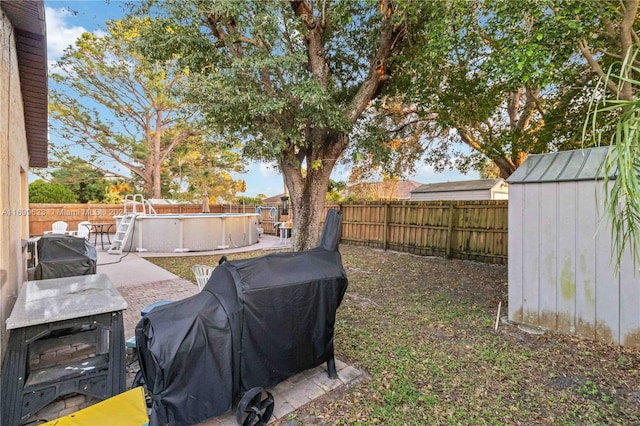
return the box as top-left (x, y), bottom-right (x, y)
top-left (259, 162), bottom-right (278, 177)
top-left (45, 7), bottom-right (88, 62)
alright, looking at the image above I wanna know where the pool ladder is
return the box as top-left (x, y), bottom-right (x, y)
top-left (108, 195), bottom-right (156, 254)
top-left (108, 213), bottom-right (136, 255)
top-left (123, 194), bottom-right (156, 216)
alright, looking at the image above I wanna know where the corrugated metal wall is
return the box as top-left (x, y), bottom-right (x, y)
top-left (508, 180), bottom-right (640, 348)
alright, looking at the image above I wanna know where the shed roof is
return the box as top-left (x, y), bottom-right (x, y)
top-left (1, 0), bottom-right (48, 168)
top-left (507, 146), bottom-right (616, 184)
top-left (410, 178), bottom-right (505, 194)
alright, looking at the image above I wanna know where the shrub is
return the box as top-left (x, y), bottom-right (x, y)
top-left (29, 180), bottom-right (78, 203)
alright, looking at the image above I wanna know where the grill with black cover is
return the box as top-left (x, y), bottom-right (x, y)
top-left (135, 209), bottom-right (348, 426)
top-left (34, 234), bottom-right (97, 280)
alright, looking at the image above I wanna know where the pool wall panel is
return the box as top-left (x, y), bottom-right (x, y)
top-left (115, 214), bottom-right (260, 253)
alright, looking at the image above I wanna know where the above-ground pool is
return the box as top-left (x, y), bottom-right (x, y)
top-left (114, 213), bottom-right (260, 253)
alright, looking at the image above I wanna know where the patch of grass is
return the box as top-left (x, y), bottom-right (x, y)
top-left (149, 245), bottom-right (640, 425)
top-left (146, 249), bottom-right (286, 283)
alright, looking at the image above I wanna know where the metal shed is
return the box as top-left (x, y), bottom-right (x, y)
top-left (507, 146), bottom-right (640, 348)
top-left (410, 178), bottom-right (508, 201)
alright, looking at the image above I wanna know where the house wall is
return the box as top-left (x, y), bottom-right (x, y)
top-left (411, 189), bottom-right (491, 201)
top-left (490, 189), bottom-right (509, 200)
top-left (508, 180), bottom-right (640, 348)
top-left (0, 12), bottom-right (30, 364)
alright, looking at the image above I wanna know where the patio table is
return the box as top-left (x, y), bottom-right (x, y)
top-left (1, 274), bottom-right (127, 426)
top-left (90, 222), bottom-right (114, 249)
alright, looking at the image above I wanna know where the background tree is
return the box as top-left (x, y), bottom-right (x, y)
top-left (47, 158), bottom-right (113, 203)
top-left (167, 138), bottom-right (246, 203)
top-left (28, 180), bottom-right (78, 203)
top-left (49, 17), bottom-right (217, 199)
top-left (477, 160), bottom-right (501, 180)
top-left (379, 0), bottom-right (608, 179)
top-left (237, 195), bottom-right (264, 205)
top-left (131, 0), bottom-right (415, 250)
top-left (341, 175), bottom-right (406, 201)
top-left (326, 179), bottom-right (347, 202)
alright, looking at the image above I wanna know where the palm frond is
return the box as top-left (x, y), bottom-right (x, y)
top-left (585, 45), bottom-right (640, 271)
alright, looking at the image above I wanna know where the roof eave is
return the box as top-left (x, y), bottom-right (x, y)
top-left (2, 1), bottom-right (48, 168)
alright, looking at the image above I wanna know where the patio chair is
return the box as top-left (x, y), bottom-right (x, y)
top-left (279, 222), bottom-right (292, 243)
top-left (192, 264), bottom-right (215, 291)
top-left (69, 221), bottom-right (91, 239)
top-left (44, 221), bottom-right (68, 235)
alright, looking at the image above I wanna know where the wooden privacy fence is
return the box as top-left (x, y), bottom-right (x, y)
top-left (324, 200), bottom-right (508, 264)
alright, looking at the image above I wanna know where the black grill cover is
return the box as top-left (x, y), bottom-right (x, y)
top-left (136, 210), bottom-right (348, 426)
top-left (135, 292), bottom-right (234, 425)
top-left (33, 234), bottom-right (97, 280)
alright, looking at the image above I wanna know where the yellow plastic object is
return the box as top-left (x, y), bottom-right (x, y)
top-left (41, 387), bottom-right (149, 426)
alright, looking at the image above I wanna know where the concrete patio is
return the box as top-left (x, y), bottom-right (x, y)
top-left (29, 235), bottom-right (364, 425)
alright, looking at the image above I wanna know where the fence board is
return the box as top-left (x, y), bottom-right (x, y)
top-left (324, 200), bottom-right (507, 265)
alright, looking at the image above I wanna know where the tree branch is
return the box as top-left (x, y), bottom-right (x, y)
top-left (159, 130), bottom-right (198, 163)
top-left (345, 2), bottom-right (405, 124)
top-left (206, 14), bottom-right (246, 57)
top-left (507, 90), bottom-right (521, 127)
top-left (291, 0), bottom-right (328, 87)
top-left (619, 0), bottom-right (638, 101)
top-left (595, 48), bottom-right (640, 69)
top-left (516, 88), bottom-right (540, 131)
top-left (457, 127), bottom-right (485, 153)
top-left (578, 39), bottom-right (621, 97)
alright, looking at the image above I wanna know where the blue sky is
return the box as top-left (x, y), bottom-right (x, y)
top-left (43, 0), bottom-right (478, 198)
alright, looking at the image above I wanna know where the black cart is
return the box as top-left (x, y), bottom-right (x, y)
top-left (135, 210), bottom-right (348, 426)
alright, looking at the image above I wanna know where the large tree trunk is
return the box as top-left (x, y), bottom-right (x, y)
top-left (152, 118), bottom-right (163, 199)
top-left (288, 178), bottom-right (331, 250)
top-left (141, 168), bottom-right (154, 199)
top-left (152, 165), bottom-right (161, 199)
top-left (281, 133), bottom-right (347, 250)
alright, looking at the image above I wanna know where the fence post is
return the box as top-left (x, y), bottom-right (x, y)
top-left (445, 202), bottom-right (455, 258)
top-left (383, 203), bottom-right (389, 251)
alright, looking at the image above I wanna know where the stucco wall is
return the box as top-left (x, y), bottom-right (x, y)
top-left (0, 12), bottom-right (30, 364)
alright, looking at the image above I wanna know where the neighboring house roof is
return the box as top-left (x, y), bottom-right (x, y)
top-left (388, 180), bottom-right (423, 199)
top-left (263, 193), bottom-right (287, 203)
top-left (2, 0), bottom-right (48, 167)
top-left (411, 178), bottom-right (506, 194)
top-left (507, 146), bottom-right (614, 184)
top-left (341, 180), bottom-right (422, 200)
